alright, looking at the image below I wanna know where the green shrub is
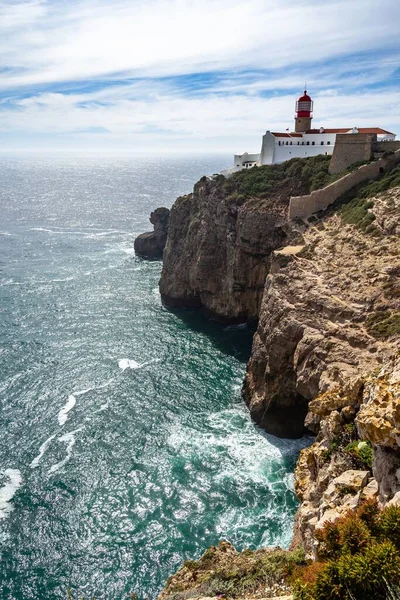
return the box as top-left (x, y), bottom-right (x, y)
top-left (295, 503), bottom-right (400, 600)
top-left (315, 520), bottom-right (342, 559)
top-left (345, 440), bottom-right (373, 468)
top-left (334, 164), bottom-right (400, 233)
top-left (339, 515), bottom-right (371, 555)
top-left (378, 505), bottom-right (400, 549)
top-left (314, 541), bottom-right (400, 600)
top-left (365, 311), bottom-right (400, 339)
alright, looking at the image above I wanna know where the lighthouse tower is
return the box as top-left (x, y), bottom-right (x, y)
top-left (295, 90), bottom-right (313, 133)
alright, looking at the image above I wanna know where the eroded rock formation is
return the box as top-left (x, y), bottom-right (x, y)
top-left (134, 206), bottom-right (170, 259)
top-left (157, 166), bottom-right (400, 598)
top-left (159, 176), bottom-right (288, 322)
top-left (243, 191), bottom-right (400, 438)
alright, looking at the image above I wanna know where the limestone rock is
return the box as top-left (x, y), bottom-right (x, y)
top-left (244, 192), bottom-right (400, 437)
top-left (134, 207), bottom-right (170, 258)
top-left (356, 359), bottom-right (400, 450)
top-left (333, 469), bottom-right (369, 492)
top-left (160, 176), bottom-right (289, 322)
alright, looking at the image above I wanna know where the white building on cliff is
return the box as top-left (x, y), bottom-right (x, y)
top-left (230, 90), bottom-right (396, 172)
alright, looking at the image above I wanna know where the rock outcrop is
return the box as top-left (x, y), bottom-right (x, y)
top-left (293, 356), bottom-right (400, 557)
top-left (157, 163), bottom-right (400, 599)
top-left (243, 190), bottom-right (400, 438)
top-left (134, 207), bottom-right (170, 258)
top-left (159, 177), bottom-right (288, 322)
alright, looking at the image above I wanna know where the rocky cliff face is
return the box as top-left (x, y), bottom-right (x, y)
top-left (159, 177), bottom-right (288, 322)
top-left (157, 165), bottom-right (400, 599)
top-left (134, 206), bottom-right (170, 259)
top-left (159, 155), bottom-right (339, 322)
top-left (243, 189), bottom-right (400, 438)
top-left (294, 355), bottom-right (400, 558)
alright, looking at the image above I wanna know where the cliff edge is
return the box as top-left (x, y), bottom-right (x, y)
top-left (160, 156), bottom-right (338, 323)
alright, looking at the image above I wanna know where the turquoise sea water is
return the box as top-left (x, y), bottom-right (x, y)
top-left (0, 155), bottom-right (309, 599)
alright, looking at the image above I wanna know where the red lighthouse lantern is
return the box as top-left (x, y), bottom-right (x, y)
top-left (295, 90), bottom-right (313, 132)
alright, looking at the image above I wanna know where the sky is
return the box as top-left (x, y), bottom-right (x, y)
top-left (1, 0), bottom-right (400, 153)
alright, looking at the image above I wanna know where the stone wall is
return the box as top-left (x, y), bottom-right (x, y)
top-left (373, 141), bottom-right (400, 153)
top-left (329, 133), bottom-right (376, 175)
top-left (288, 149), bottom-right (400, 220)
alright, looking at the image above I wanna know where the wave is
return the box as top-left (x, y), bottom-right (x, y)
top-left (0, 469), bottom-right (22, 519)
top-left (0, 232), bottom-right (12, 236)
top-left (48, 429), bottom-right (82, 475)
top-left (58, 395), bottom-right (76, 426)
top-left (118, 358), bottom-right (159, 371)
top-left (30, 227), bottom-right (126, 238)
top-left (118, 359), bottom-right (140, 371)
top-left (30, 434), bottom-right (56, 469)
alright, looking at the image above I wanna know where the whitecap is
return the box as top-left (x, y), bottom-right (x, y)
top-left (0, 232), bottom-right (12, 236)
top-left (48, 429), bottom-right (82, 474)
top-left (0, 469), bottom-right (22, 519)
top-left (30, 434), bottom-right (56, 468)
top-left (118, 358), bottom-right (159, 371)
top-left (118, 359), bottom-right (140, 371)
top-left (58, 394), bottom-right (76, 426)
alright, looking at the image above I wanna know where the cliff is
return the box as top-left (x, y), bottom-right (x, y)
top-left (160, 156), bottom-right (337, 323)
top-left (157, 161), bottom-right (400, 600)
top-left (243, 187), bottom-right (400, 437)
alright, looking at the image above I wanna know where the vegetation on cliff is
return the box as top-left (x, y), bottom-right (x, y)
top-left (214, 154), bottom-right (336, 208)
top-left (336, 164), bottom-right (400, 232)
top-left (158, 502), bottom-right (400, 600)
top-left (294, 500), bottom-right (400, 600)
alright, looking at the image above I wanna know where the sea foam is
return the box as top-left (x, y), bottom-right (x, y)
top-left (0, 469), bottom-right (22, 519)
top-left (118, 359), bottom-right (140, 371)
top-left (58, 395), bottom-right (76, 426)
top-left (48, 429), bottom-right (82, 474)
top-left (30, 434), bottom-right (56, 468)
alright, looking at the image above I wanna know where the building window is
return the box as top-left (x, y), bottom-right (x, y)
top-left (290, 141), bottom-right (292, 145)
top-left (302, 141), bottom-right (305, 145)
top-left (306, 141), bottom-right (310, 145)
top-left (278, 141), bottom-right (281, 145)
top-left (327, 141), bottom-right (331, 145)
top-left (312, 141), bottom-right (315, 146)
top-left (321, 141), bottom-right (324, 145)
top-left (297, 141), bottom-right (300, 145)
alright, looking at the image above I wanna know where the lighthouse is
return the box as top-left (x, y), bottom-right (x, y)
top-left (227, 88), bottom-right (397, 173)
top-left (295, 90), bottom-right (313, 133)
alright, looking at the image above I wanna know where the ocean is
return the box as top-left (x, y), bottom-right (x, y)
top-left (0, 154), bottom-right (309, 599)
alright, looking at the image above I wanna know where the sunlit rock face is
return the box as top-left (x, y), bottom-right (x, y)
top-left (159, 176), bottom-right (289, 323)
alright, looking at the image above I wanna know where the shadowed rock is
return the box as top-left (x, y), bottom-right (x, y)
top-left (134, 207), bottom-right (170, 259)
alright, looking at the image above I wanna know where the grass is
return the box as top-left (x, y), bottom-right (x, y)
top-left (334, 164), bottom-right (400, 233)
top-left (163, 543), bottom-right (306, 599)
top-left (365, 311), bottom-right (400, 339)
top-left (216, 154), bottom-right (335, 206)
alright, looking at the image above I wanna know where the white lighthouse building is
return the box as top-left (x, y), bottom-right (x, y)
top-left (231, 90), bottom-right (396, 172)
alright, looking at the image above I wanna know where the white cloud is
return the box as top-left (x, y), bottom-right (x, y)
top-left (1, 86), bottom-right (399, 152)
top-left (0, 0), bottom-right (399, 88)
top-left (1, 0), bottom-right (399, 151)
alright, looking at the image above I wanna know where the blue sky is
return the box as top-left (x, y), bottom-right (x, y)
top-left (1, 0), bottom-right (400, 153)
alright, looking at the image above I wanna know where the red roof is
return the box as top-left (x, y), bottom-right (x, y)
top-left (298, 91), bottom-right (312, 102)
top-left (306, 127), bottom-right (395, 135)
